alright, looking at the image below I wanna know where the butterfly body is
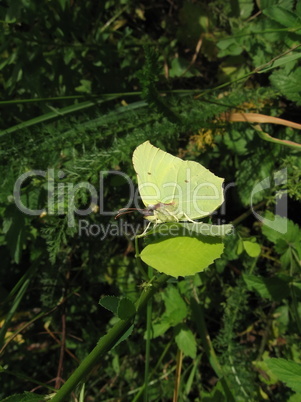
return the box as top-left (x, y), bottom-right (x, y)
top-left (143, 202), bottom-right (179, 223)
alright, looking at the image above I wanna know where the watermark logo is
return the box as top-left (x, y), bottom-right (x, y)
top-left (13, 167), bottom-right (288, 237)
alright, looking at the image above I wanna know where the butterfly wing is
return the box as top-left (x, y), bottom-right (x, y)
top-left (133, 141), bottom-right (181, 207)
top-left (133, 141), bottom-right (224, 221)
top-left (176, 160), bottom-right (224, 219)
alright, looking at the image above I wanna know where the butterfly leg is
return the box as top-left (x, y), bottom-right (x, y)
top-left (136, 221), bottom-right (153, 238)
top-left (182, 212), bottom-right (198, 223)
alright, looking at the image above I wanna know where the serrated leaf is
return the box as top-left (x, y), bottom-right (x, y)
top-left (266, 358), bottom-right (301, 393)
top-left (262, 212), bottom-right (298, 243)
top-left (117, 298), bottom-right (136, 320)
top-left (174, 324), bottom-right (197, 358)
top-left (99, 296), bottom-right (119, 315)
top-left (270, 69), bottom-right (301, 105)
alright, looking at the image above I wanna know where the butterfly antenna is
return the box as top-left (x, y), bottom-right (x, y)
top-left (115, 208), bottom-right (145, 219)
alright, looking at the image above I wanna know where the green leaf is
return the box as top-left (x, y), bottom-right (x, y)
top-left (112, 324), bottom-right (134, 349)
top-left (150, 285), bottom-right (188, 338)
top-left (253, 357), bottom-right (279, 385)
top-left (258, 52), bottom-right (301, 73)
top-left (236, 239), bottom-right (244, 255)
top-left (217, 38), bottom-right (244, 57)
top-left (140, 230), bottom-right (225, 277)
top-left (260, 0), bottom-right (294, 11)
top-left (270, 68), bottom-right (301, 105)
top-left (263, 6), bottom-right (300, 28)
top-left (117, 298), bottom-right (136, 320)
top-left (243, 274), bottom-right (291, 301)
top-left (140, 224), bottom-right (229, 277)
top-left (174, 324), bottom-right (197, 358)
top-left (163, 285), bottom-right (188, 322)
top-left (265, 358), bottom-right (301, 393)
top-left (261, 212), bottom-right (301, 268)
top-left (288, 393), bottom-right (301, 402)
top-left (238, 0), bottom-right (254, 19)
top-left (169, 58), bottom-right (195, 78)
top-left (99, 296), bottom-right (136, 320)
top-left (75, 79), bottom-right (92, 94)
top-left (261, 212), bottom-right (299, 244)
top-left (151, 321), bottom-right (171, 338)
top-left (243, 240), bottom-right (261, 257)
top-left (99, 296), bottom-right (120, 315)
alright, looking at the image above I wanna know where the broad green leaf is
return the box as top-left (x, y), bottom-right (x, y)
top-left (141, 232), bottom-right (224, 277)
top-left (174, 324), bottom-right (197, 358)
top-left (266, 358), bottom-right (301, 393)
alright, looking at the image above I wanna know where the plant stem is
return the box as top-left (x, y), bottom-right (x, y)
top-left (51, 273), bottom-right (168, 402)
top-left (144, 266), bottom-right (153, 401)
